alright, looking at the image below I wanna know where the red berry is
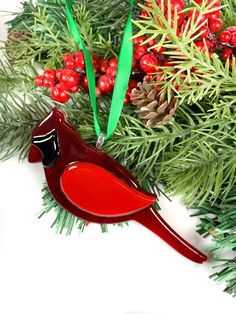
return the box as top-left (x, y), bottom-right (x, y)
top-left (132, 59), bottom-right (137, 69)
top-left (124, 95), bottom-right (130, 105)
top-left (140, 54), bottom-right (160, 73)
top-left (92, 55), bottom-right (100, 69)
top-left (166, 0), bottom-right (184, 10)
top-left (106, 66), bottom-right (117, 78)
top-left (208, 11), bottom-right (221, 20)
top-left (43, 77), bottom-right (55, 88)
top-left (109, 57), bottom-right (118, 68)
top-left (145, 1), bottom-right (153, 8)
top-left (221, 47), bottom-right (233, 61)
top-left (187, 10), bottom-right (207, 25)
top-left (206, 39), bottom-right (215, 49)
top-left (141, 9), bottom-right (148, 18)
top-left (209, 18), bottom-right (223, 32)
top-left (70, 85), bottom-right (79, 93)
top-left (56, 68), bottom-right (64, 81)
top-left (230, 32), bottom-right (236, 46)
top-left (65, 58), bottom-right (76, 69)
top-left (175, 28), bottom-right (181, 37)
top-left (64, 54), bottom-right (76, 69)
top-left (199, 25), bottom-right (210, 38)
top-left (177, 12), bottom-right (185, 26)
top-left (35, 75), bottom-right (45, 86)
top-left (64, 53), bottom-right (74, 61)
top-left (51, 84), bottom-right (70, 103)
top-left (61, 69), bottom-right (79, 88)
top-left (133, 36), bottom-right (145, 45)
top-left (96, 86), bottom-right (102, 98)
top-left (100, 59), bottom-right (109, 73)
top-left (43, 69), bottom-right (56, 80)
top-left (152, 46), bottom-right (166, 55)
top-left (194, 40), bottom-right (208, 52)
top-left (147, 38), bottom-right (156, 47)
top-left (74, 51), bottom-right (85, 70)
top-left (129, 79), bottom-right (138, 89)
top-left (195, 39), bottom-right (213, 51)
top-left (133, 44), bottom-right (148, 60)
top-left (81, 76), bottom-right (88, 88)
top-left (219, 30), bottom-right (232, 43)
top-left (97, 75), bottom-right (112, 93)
top-left (174, 0), bottom-right (184, 8)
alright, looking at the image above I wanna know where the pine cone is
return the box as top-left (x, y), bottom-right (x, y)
top-left (131, 78), bottom-right (179, 127)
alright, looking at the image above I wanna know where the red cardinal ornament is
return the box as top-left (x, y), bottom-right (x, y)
top-left (28, 108), bottom-right (207, 263)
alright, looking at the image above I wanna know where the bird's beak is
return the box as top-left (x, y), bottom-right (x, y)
top-left (28, 144), bottom-right (42, 163)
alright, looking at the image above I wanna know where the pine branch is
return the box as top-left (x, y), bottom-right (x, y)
top-left (133, 0), bottom-right (236, 105)
top-left (221, 0), bottom-right (236, 27)
top-left (192, 184), bottom-right (236, 296)
top-left (0, 58), bottom-right (35, 92)
top-left (0, 91), bottom-right (52, 160)
top-left (3, 0), bottom-right (136, 68)
top-left (158, 119), bottom-right (236, 205)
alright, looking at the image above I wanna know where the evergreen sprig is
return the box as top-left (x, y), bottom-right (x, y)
top-left (192, 184), bottom-right (236, 296)
top-left (133, 0), bottom-right (236, 104)
top-left (3, 0), bottom-right (134, 68)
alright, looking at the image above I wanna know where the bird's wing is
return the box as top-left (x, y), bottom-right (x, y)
top-left (60, 162), bottom-right (156, 217)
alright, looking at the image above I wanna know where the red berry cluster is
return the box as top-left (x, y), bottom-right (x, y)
top-left (142, 0), bottom-right (236, 65)
top-left (219, 26), bottom-right (236, 64)
top-left (35, 52), bottom-right (141, 104)
top-left (35, 0), bottom-right (236, 103)
top-left (35, 42), bottom-right (170, 103)
top-left (34, 66), bottom-right (79, 103)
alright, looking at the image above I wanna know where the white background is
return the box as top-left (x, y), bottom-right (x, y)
top-left (0, 1), bottom-right (235, 313)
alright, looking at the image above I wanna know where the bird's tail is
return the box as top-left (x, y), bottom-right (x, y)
top-left (134, 207), bottom-right (207, 264)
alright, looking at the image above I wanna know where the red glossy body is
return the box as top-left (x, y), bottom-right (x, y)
top-left (60, 162), bottom-right (156, 216)
top-left (28, 108), bottom-right (207, 263)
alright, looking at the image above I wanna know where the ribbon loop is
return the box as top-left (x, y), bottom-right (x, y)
top-left (65, 0), bottom-right (134, 140)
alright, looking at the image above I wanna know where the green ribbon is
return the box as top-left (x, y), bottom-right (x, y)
top-left (65, 0), bottom-right (134, 140)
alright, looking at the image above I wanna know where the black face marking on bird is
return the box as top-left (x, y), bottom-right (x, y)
top-left (32, 129), bottom-right (60, 168)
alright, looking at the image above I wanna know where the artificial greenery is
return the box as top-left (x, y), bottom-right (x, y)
top-left (3, 0), bottom-right (138, 68)
top-left (193, 183), bottom-right (236, 296)
top-left (1, 0), bottom-right (236, 295)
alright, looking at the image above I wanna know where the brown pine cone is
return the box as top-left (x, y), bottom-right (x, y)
top-left (131, 78), bottom-right (179, 127)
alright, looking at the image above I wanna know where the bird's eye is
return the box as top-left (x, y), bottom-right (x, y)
top-left (32, 130), bottom-right (60, 168)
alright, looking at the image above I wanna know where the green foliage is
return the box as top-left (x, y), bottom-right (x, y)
top-left (221, 0), bottom-right (236, 27)
top-left (133, 0), bottom-right (236, 105)
top-left (3, 0), bottom-right (134, 68)
top-left (40, 184), bottom-right (88, 235)
top-left (193, 184), bottom-right (236, 296)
